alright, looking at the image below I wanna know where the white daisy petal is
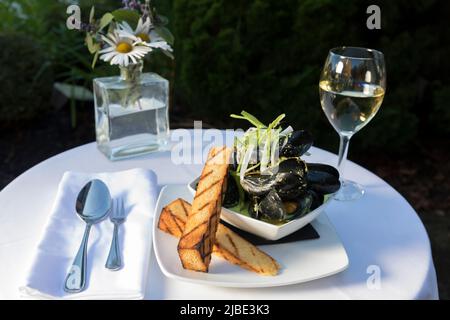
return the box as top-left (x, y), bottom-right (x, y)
top-left (101, 36), bottom-right (116, 47)
top-left (111, 54), bottom-right (121, 66)
top-left (118, 32), bottom-right (139, 43)
top-left (100, 51), bottom-right (116, 62)
top-left (129, 54), bottom-right (137, 64)
top-left (124, 55), bottom-right (130, 67)
top-left (118, 24), bottom-right (144, 43)
top-left (143, 17), bottom-right (152, 33)
top-left (138, 50), bottom-right (151, 57)
top-left (118, 55), bottom-right (125, 67)
top-left (119, 55), bottom-right (126, 67)
top-left (110, 32), bottom-right (119, 43)
top-left (120, 21), bottom-right (134, 34)
top-left (99, 46), bottom-right (115, 54)
top-left (132, 39), bottom-right (146, 46)
top-left (148, 41), bottom-right (173, 52)
top-left (99, 24), bottom-right (162, 67)
top-left (136, 18), bottom-right (144, 34)
top-left (109, 56), bottom-right (117, 66)
top-left (136, 17), bottom-right (152, 35)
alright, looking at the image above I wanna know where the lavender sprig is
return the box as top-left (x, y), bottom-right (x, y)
top-left (122, 0), bottom-right (153, 21)
top-left (122, 0), bottom-right (142, 11)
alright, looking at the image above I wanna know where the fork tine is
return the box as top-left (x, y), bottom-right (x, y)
top-left (120, 198), bottom-right (125, 218)
top-left (112, 198), bottom-right (118, 218)
top-left (110, 198), bottom-right (115, 217)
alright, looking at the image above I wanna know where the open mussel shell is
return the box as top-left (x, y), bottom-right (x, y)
top-left (278, 157), bottom-right (307, 175)
top-left (274, 158), bottom-right (307, 199)
top-left (308, 189), bottom-right (324, 211)
top-left (275, 172), bottom-right (307, 200)
top-left (251, 189), bottom-right (314, 223)
top-left (258, 190), bottom-right (286, 221)
top-left (240, 174), bottom-right (277, 196)
top-left (280, 130), bottom-right (314, 157)
top-left (241, 157), bottom-right (307, 198)
top-left (306, 163), bottom-right (341, 195)
top-left (284, 192), bottom-right (313, 220)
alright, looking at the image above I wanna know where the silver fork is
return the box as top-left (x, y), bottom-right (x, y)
top-left (105, 198), bottom-right (126, 270)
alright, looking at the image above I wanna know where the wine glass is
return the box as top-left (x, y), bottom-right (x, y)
top-left (319, 47), bottom-right (386, 201)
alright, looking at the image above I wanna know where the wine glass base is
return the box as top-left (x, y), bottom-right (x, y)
top-left (334, 180), bottom-right (365, 201)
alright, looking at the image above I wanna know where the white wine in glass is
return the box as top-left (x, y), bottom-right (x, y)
top-left (319, 47), bottom-right (386, 201)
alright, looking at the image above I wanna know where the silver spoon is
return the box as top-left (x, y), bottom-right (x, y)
top-left (64, 179), bottom-right (111, 293)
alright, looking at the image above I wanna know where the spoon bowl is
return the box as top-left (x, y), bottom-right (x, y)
top-left (64, 179), bottom-right (111, 293)
top-left (75, 180), bottom-right (111, 224)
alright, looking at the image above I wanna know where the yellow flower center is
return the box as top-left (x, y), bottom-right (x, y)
top-left (116, 42), bottom-right (132, 53)
top-left (136, 33), bottom-right (150, 42)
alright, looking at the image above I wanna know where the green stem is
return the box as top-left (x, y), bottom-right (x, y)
top-left (120, 62), bottom-right (143, 109)
top-left (70, 98), bottom-right (77, 128)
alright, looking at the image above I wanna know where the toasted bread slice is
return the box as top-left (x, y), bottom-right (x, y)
top-left (160, 198), bottom-right (280, 276)
top-left (177, 147), bottom-right (232, 272)
top-left (213, 224), bottom-right (280, 276)
top-left (158, 197), bottom-right (190, 238)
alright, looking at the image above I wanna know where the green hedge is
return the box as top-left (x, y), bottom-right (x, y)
top-left (172, 0), bottom-right (450, 151)
top-left (0, 33), bottom-right (53, 124)
top-left (0, 0), bottom-right (448, 152)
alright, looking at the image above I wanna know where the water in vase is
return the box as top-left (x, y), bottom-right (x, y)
top-left (94, 72), bottom-right (169, 160)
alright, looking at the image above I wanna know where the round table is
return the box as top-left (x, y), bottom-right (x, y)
top-left (0, 130), bottom-right (438, 299)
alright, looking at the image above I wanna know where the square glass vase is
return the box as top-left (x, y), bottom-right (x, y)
top-left (93, 63), bottom-right (169, 161)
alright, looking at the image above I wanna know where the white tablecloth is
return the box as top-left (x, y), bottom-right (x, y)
top-left (0, 130), bottom-right (438, 299)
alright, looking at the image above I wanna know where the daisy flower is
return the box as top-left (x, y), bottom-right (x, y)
top-left (118, 18), bottom-right (173, 53)
top-left (99, 29), bottom-right (152, 67)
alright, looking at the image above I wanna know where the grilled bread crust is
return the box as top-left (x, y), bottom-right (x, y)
top-left (177, 147), bottom-right (232, 272)
top-left (160, 198), bottom-right (280, 276)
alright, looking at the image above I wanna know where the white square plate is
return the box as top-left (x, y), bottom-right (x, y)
top-left (153, 185), bottom-right (349, 288)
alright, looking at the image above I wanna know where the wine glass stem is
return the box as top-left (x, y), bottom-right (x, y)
top-left (337, 134), bottom-right (351, 178)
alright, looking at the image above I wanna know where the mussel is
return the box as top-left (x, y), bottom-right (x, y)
top-left (240, 174), bottom-right (278, 196)
top-left (280, 130), bottom-right (314, 157)
top-left (274, 158), bottom-right (308, 199)
top-left (240, 157), bottom-right (307, 198)
top-left (275, 173), bottom-right (306, 200)
top-left (308, 189), bottom-right (324, 211)
top-left (250, 189), bottom-right (313, 222)
top-left (258, 190), bottom-right (286, 221)
top-left (306, 163), bottom-right (341, 195)
top-left (282, 192), bottom-right (313, 219)
top-left (227, 144), bottom-right (340, 223)
top-left (278, 157), bottom-right (307, 175)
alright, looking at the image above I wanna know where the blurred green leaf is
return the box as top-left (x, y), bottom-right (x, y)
top-left (156, 14), bottom-right (169, 26)
top-left (89, 6), bottom-right (95, 23)
top-left (54, 83), bottom-right (94, 101)
top-left (85, 33), bottom-right (100, 54)
top-left (154, 26), bottom-right (174, 45)
top-left (99, 13), bottom-right (114, 31)
top-left (111, 9), bottom-right (140, 28)
top-left (161, 50), bottom-right (175, 60)
top-left (91, 51), bottom-right (100, 69)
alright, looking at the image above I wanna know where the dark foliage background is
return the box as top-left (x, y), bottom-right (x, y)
top-left (172, 0), bottom-right (450, 151)
top-left (0, 0), bottom-right (448, 298)
top-left (1, 0), bottom-right (448, 149)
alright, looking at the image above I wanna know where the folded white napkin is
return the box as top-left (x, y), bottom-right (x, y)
top-left (20, 168), bottom-right (158, 300)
